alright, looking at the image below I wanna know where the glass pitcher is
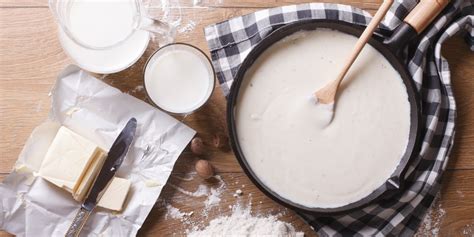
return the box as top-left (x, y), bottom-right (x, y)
top-left (48, 0), bottom-right (177, 50)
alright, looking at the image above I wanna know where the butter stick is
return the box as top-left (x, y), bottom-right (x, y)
top-left (38, 126), bottom-right (104, 192)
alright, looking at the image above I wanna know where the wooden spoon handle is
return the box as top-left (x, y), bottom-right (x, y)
top-left (314, 0), bottom-right (393, 104)
top-left (404, 0), bottom-right (450, 33)
top-left (335, 0), bottom-right (394, 87)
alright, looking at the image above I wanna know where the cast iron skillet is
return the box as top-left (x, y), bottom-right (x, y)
top-left (226, 19), bottom-right (426, 215)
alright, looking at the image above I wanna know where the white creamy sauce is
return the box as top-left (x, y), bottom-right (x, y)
top-left (144, 44), bottom-right (214, 114)
top-left (236, 29), bottom-right (411, 208)
top-left (59, 0), bottom-right (149, 73)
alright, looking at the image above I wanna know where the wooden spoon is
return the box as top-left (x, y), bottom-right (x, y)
top-left (314, 0), bottom-right (394, 105)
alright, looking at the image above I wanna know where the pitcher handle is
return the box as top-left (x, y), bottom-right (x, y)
top-left (138, 15), bottom-right (177, 46)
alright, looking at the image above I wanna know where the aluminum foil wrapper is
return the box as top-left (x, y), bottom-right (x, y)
top-left (0, 65), bottom-right (195, 236)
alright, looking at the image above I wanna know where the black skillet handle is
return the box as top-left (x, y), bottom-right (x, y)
top-left (385, 0), bottom-right (450, 51)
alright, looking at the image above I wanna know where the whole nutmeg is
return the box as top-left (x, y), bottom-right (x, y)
top-left (195, 159), bottom-right (214, 179)
top-left (190, 137), bottom-right (205, 155)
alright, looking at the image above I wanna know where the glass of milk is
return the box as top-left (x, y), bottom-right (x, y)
top-left (143, 43), bottom-right (215, 115)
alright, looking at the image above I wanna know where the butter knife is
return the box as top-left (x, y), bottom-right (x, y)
top-left (65, 118), bottom-right (137, 237)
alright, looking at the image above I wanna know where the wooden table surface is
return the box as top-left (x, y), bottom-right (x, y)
top-left (1, 0), bottom-right (473, 236)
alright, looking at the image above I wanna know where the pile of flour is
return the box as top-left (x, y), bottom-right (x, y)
top-left (187, 205), bottom-right (304, 237)
top-left (164, 174), bottom-right (303, 236)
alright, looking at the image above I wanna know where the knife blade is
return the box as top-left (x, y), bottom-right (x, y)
top-left (65, 117), bottom-right (137, 237)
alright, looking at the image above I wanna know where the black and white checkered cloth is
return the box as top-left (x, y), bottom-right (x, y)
top-left (204, 0), bottom-right (473, 236)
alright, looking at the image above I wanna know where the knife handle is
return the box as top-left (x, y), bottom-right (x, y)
top-left (65, 207), bottom-right (92, 237)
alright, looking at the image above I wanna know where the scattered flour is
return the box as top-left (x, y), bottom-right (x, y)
top-left (206, 175), bottom-right (226, 207)
top-left (130, 85), bottom-right (144, 93)
top-left (172, 172), bottom-right (197, 181)
top-left (233, 189), bottom-right (243, 198)
top-left (204, 188), bottom-right (222, 208)
top-left (178, 20), bottom-right (197, 34)
top-left (166, 204), bottom-right (186, 219)
top-left (169, 175), bottom-right (226, 211)
top-left (461, 223), bottom-right (474, 236)
top-left (165, 203), bottom-right (194, 225)
top-left (187, 204), bottom-right (304, 237)
top-left (456, 190), bottom-right (465, 198)
top-left (416, 194), bottom-right (446, 237)
top-left (169, 183), bottom-right (210, 197)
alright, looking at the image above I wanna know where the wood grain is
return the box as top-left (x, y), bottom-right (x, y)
top-left (1, 170), bottom-right (473, 236)
top-left (0, 0), bottom-right (382, 10)
top-left (1, 7), bottom-right (473, 174)
top-left (442, 36), bottom-right (474, 171)
top-left (1, 1), bottom-right (473, 236)
top-left (139, 170), bottom-right (474, 236)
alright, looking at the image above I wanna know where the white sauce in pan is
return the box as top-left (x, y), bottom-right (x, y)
top-left (235, 29), bottom-right (411, 208)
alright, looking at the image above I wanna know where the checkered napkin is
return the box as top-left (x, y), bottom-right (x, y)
top-left (204, 0), bottom-right (473, 236)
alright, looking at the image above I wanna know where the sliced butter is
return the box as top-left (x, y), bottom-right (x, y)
top-left (38, 126), bottom-right (103, 192)
top-left (73, 150), bottom-right (107, 202)
top-left (98, 177), bottom-right (131, 212)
